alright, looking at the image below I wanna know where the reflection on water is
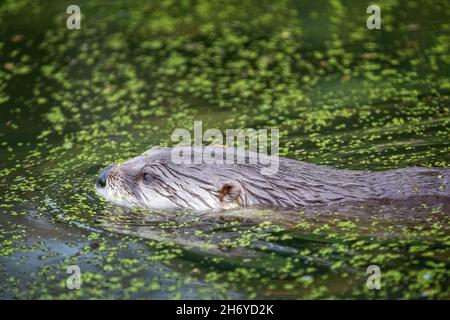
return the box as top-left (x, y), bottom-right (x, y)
top-left (100, 198), bottom-right (450, 256)
top-left (0, 0), bottom-right (449, 299)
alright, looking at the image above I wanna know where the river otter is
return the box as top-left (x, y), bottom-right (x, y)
top-left (95, 146), bottom-right (449, 211)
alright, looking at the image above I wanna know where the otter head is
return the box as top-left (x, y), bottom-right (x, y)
top-left (95, 146), bottom-right (246, 210)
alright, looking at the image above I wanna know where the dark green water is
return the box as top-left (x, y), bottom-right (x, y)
top-left (0, 0), bottom-right (449, 299)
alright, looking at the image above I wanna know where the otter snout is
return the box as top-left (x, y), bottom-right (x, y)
top-left (97, 164), bottom-right (113, 188)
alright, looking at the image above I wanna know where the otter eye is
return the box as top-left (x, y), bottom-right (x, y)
top-left (142, 173), bottom-right (154, 184)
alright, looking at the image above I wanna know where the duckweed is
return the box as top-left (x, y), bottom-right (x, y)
top-left (0, 0), bottom-right (449, 299)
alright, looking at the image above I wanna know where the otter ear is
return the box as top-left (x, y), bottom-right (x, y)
top-left (219, 181), bottom-right (241, 203)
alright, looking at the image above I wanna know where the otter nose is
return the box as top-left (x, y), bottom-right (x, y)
top-left (97, 164), bottom-right (113, 188)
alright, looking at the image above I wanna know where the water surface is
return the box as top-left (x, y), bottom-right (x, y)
top-left (0, 0), bottom-right (449, 299)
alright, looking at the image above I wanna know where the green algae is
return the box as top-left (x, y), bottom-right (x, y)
top-left (0, 0), bottom-right (449, 299)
